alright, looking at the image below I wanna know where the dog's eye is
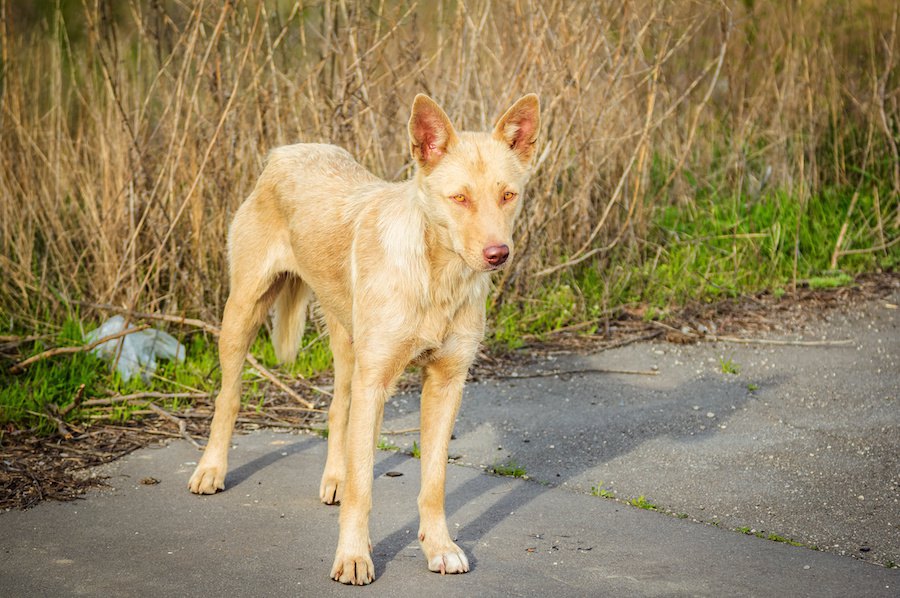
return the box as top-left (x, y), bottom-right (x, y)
top-left (502, 191), bottom-right (517, 203)
top-left (451, 194), bottom-right (467, 204)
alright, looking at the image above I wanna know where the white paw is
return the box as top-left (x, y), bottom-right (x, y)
top-left (188, 460), bottom-right (226, 494)
top-left (425, 542), bottom-right (469, 575)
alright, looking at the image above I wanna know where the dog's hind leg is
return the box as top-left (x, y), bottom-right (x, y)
top-left (189, 206), bottom-right (295, 494)
top-left (188, 272), bottom-right (285, 494)
top-left (319, 312), bottom-right (353, 505)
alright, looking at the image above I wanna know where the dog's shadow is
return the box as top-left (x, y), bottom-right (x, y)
top-left (372, 463), bottom-right (539, 576)
top-left (224, 436), bottom-right (318, 489)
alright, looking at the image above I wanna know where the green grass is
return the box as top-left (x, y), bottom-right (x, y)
top-left (590, 483), bottom-right (615, 498)
top-left (628, 495), bottom-right (659, 511)
top-left (719, 356), bottom-right (740, 375)
top-left (755, 531), bottom-right (804, 547)
top-left (0, 329), bottom-right (108, 435)
top-left (410, 440), bottom-right (421, 459)
top-left (1, 320), bottom-right (333, 434)
top-left (488, 187), bottom-right (899, 348)
top-left (250, 331), bottom-right (332, 380)
top-left (377, 437), bottom-right (399, 451)
top-left (806, 272), bottom-right (853, 289)
top-left (491, 460), bottom-right (526, 478)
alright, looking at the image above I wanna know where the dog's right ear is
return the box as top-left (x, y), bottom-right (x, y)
top-left (409, 94), bottom-right (459, 172)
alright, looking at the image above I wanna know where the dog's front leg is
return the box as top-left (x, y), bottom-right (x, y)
top-left (330, 363), bottom-right (395, 585)
top-left (417, 357), bottom-right (471, 575)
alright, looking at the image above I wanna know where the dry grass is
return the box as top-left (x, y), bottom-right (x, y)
top-left (1, 0), bottom-right (898, 331)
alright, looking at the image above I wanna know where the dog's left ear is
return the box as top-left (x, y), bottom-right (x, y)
top-left (493, 94), bottom-right (541, 165)
top-left (409, 94), bottom-right (459, 172)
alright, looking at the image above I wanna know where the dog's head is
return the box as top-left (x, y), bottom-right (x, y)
top-left (409, 94), bottom-right (540, 273)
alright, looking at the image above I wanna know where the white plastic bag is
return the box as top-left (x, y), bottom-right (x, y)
top-left (85, 315), bottom-right (186, 382)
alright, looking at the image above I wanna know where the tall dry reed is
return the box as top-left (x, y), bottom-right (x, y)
top-left (1, 0), bottom-right (897, 330)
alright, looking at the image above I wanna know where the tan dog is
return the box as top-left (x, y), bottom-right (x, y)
top-left (188, 94), bottom-right (540, 585)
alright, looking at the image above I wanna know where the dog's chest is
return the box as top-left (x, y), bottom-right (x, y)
top-left (410, 270), bottom-right (486, 362)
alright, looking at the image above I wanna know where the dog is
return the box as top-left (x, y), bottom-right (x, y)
top-left (188, 93), bottom-right (541, 585)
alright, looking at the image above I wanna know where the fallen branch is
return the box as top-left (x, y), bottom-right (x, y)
top-left (59, 384), bottom-right (87, 417)
top-left (707, 335), bottom-right (854, 347)
top-left (80, 302), bottom-right (222, 335)
top-left (146, 402), bottom-right (201, 449)
top-left (81, 391), bottom-right (209, 407)
top-left (648, 321), bottom-right (854, 347)
top-left (8, 325), bottom-right (149, 374)
top-left (234, 417), bottom-right (312, 430)
top-left (383, 427), bottom-right (421, 435)
top-left (244, 354), bottom-right (325, 410)
top-left (598, 330), bottom-right (664, 351)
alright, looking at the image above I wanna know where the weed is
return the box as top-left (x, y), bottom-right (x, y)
top-left (491, 460), bottom-right (527, 478)
top-left (313, 427), bottom-right (329, 439)
top-left (377, 437), bottom-right (399, 451)
top-left (754, 531), bottom-right (804, 547)
top-left (628, 495), bottom-right (658, 511)
top-left (410, 441), bottom-right (421, 459)
top-left (590, 483), bottom-right (615, 498)
top-left (719, 356), bottom-right (740, 375)
top-left (737, 526), bottom-right (752, 535)
top-left (747, 383), bottom-right (759, 391)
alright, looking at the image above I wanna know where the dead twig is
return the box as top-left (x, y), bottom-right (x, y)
top-left (8, 325), bottom-right (149, 374)
top-left (146, 402), bottom-right (201, 449)
top-left (79, 302), bottom-right (221, 335)
top-left (830, 190), bottom-right (860, 269)
top-left (707, 335), bottom-right (854, 347)
top-left (382, 427), bottom-right (420, 435)
top-left (649, 320), bottom-right (854, 347)
top-left (59, 384), bottom-right (86, 417)
top-left (81, 391), bottom-right (209, 407)
top-left (244, 353), bottom-right (326, 410)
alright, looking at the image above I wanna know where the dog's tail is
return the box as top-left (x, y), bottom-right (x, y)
top-left (271, 274), bottom-right (311, 363)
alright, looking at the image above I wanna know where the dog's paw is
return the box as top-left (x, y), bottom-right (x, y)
top-left (330, 551), bottom-right (375, 585)
top-left (319, 473), bottom-right (343, 505)
top-left (423, 541), bottom-right (470, 575)
top-left (188, 461), bottom-right (226, 495)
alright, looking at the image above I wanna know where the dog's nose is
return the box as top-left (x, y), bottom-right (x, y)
top-left (483, 244), bottom-right (510, 267)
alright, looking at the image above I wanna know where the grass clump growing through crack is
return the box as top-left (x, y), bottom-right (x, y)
top-left (377, 437), bottom-right (399, 451)
top-left (629, 495), bottom-right (659, 511)
top-left (491, 460), bottom-right (526, 478)
top-left (591, 483), bottom-right (615, 498)
top-left (719, 356), bottom-right (740, 375)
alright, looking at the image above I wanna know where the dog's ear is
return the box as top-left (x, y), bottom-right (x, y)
top-left (493, 94), bottom-right (541, 165)
top-left (409, 94), bottom-right (459, 171)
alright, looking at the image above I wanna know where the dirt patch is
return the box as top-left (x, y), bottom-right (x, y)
top-left (2, 272), bottom-right (898, 511)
